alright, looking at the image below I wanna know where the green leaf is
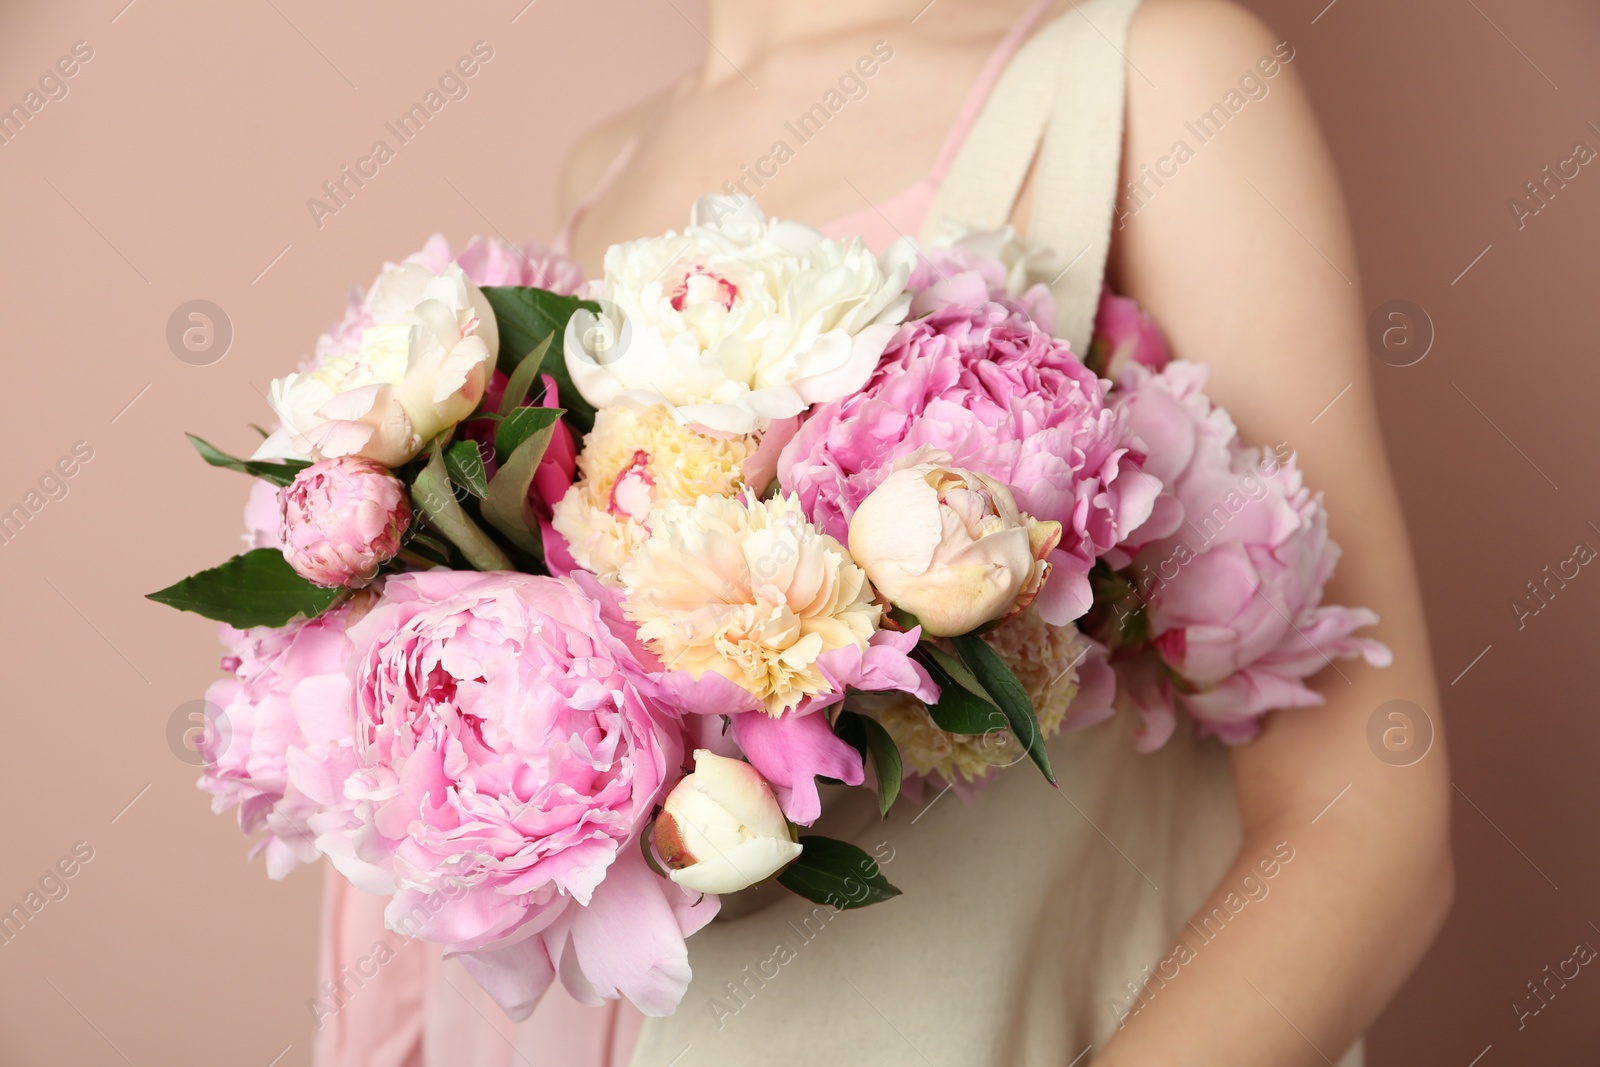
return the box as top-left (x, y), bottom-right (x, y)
top-left (146, 548), bottom-right (342, 628)
top-left (411, 451), bottom-right (513, 572)
top-left (859, 717), bottom-right (903, 818)
top-left (495, 405), bottom-right (562, 461)
top-left (834, 711), bottom-right (901, 817)
top-left (923, 645), bottom-right (989, 701)
top-left (498, 332), bottom-right (554, 417)
top-left (186, 434), bottom-right (309, 487)
top-left (952, 633), bottom-right (1055, 785)
top-left (479, 286), bottom-right (598, 433)
top-left (481, 413), bottom-right (562, 559)
top-left (405, 528), bottom-right (452, 560)
top-left (442, 440), bottom-right (489, 499)
top-left (912, 646), bottom-right (1007, 735)
top-left (776, 836), bottom-right (901, 910)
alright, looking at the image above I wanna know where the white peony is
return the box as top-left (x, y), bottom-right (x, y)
top-left (565, 195), bottom-right (916, 435)
top-left (255, 262), bottom-right (499, 467)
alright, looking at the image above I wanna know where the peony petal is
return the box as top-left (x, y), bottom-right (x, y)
top-left (656, 666), bottom-right (764, 718)
top-left (451, 935), bottom-right (558, 1022)
top-left (552, 849), bottom-right (705, 1017)
top-left (811, 627), bottom-right (938, 708)
top-left (730, 709), bottom-right (864, 825)
top-left (742, 416), bottom-right (801, 489)
top-left (668, 836), bottom-right (803, 895)
top-left (1033, 550), bottom-right (1094, 625)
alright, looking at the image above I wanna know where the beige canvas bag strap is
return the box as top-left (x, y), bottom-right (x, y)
top-left (921, 0), bottom-right (1143, 356)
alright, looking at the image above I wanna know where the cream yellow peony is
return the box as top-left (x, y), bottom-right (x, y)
top-left (617, 492), bottom-right (880, 716)
top-left (551, 405), bottom-right (757, 583)
top-left (857, 608), bottom-right (1089, 783)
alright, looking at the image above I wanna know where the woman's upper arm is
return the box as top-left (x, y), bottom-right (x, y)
top-left (1115, 0), bottom-right (1450, 842)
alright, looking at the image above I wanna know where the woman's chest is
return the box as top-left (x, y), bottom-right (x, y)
top-left (569, 38), bottom-right (996, 269)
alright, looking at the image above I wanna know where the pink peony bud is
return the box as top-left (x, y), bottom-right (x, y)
top-left (848, 450), bottom-right (1061, 637)
top-left (653, 750), bottom-right (801, 895)
top-left (280, 457), bottom-right (410, 588)
top-left (1092, 288), bottom-right (1171, 383)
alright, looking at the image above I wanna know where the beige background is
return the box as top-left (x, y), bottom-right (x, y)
top-left (1, 0), bottom-right (1596, 1064)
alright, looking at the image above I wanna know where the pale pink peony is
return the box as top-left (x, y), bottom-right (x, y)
top-left (242, 479), bottom-right (283, 550)
top-left (1108, 362), bottom-right (1391, 750)
top-left (906, 225), bottom-right (1060, 328)
top-left (778, 300), bottom-right (1160, 625)
top-left (280, 457), bottom-right (410, 588)
top-left (331, 571), bottom-right (715, 1019)
top-left (199, 602), bottom-right (364, 879)
top-left (847, 453), bottom-right (1060, 637)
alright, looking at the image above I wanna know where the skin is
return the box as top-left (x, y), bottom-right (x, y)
top-left (564, 2), bottom-right (1454, 1063)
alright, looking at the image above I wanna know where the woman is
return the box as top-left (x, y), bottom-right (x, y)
top-left (316, 1), bottom-right (1452, 1063)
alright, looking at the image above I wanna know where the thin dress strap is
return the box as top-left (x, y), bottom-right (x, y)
top-left (927, 0), bottom-right (1057, 181)
top-left (553, 135), bottom-right (638, 256)
top-left (923, 0), bottom-right (1144, 356)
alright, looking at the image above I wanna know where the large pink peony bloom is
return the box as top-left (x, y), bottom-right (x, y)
top-left (778, 300), bottom-right (1160, 624)
top-left (331, 571), bottom-right (715, 1019)
top-left (199, 602), bottom-right (364, 879)
top-left (1109, 362), bottom-right (1391, 749)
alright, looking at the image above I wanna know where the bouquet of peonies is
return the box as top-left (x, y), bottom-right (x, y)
top-left (150, 198), bottom-right (1388, 1019)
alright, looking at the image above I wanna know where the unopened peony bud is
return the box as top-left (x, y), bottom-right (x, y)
top-left (280, 457), bottom-right (410, 588)
top-left (848, 453), bottom-right (1060, 637)
top-left (653, 750), bottom-right (802, 895)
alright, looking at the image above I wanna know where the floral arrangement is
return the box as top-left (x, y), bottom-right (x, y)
top-left (149, 199), bottom-right (1388, 1020)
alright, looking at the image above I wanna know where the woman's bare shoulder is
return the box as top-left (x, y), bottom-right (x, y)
top-left (1128, 0), bottom-right (1286, 68)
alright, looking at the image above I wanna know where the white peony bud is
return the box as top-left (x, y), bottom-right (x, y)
top-left (653, 750), bottom-right (802, 895)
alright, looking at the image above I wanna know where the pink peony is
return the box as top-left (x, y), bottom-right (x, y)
top-left (280, 457), bottom-right (410, 588)
top-left (658, 626), bottom-right (938, 824)
top-left (778, 300), bottom-right (1160, 625)
top-left (1107, 362), bottom-right (1391, 750)
top-left (1090, 288), bottom-right (1171, 383)
top-left (906, 244), bottom-right (1057, 329)
top-left (313, 234), bottom-right (583, 367)
top-left (242, 479), bottom-right (283, 550)
top-left (199, 602), bottom-right (363, 879)
top-left (332, 571), bottom-right (715, 1019)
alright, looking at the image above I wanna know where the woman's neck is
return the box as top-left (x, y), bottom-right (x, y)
top-left (703, 0), bottom-right (908, 58)
top-left (700, 0), bottom-right (1031, 81)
